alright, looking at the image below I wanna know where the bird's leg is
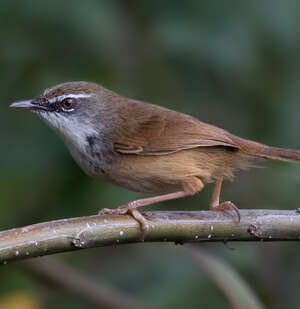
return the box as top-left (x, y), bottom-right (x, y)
top-left (99, 177), bottom-right (204, 238)
top-left (210, 177), bottom-right (240, 221)
top-left (99, 191), bottom-right (191, 236)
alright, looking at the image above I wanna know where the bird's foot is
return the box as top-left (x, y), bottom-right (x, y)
top-left (99, 206), bottom-right (149, 240)
top-left (211, 201), bottom-right (241, 222)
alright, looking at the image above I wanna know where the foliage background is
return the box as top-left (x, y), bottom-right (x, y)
top-left (1, 1), bottom-right (300, 308)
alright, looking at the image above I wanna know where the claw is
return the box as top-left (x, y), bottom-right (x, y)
top-left (214, 201), bottom-right (241, 222)
top-left (98, 206), bottom-right (149, 241)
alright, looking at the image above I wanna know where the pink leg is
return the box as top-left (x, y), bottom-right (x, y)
top-left (99, 191), bottom-right (191, 235)
top-left (210, 177), bottom-right (240, 221)
top-left (99, 177), bottom-right (205, 239)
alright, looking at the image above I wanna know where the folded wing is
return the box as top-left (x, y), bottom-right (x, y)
top-left (114, 102), bottom-right (239, 155)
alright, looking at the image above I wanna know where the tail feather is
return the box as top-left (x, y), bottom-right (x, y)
top-left (234, 137), bottom-right (300, 163)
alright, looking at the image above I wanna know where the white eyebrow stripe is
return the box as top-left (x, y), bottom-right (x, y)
top-left (48, 93), bottom-right (93, 103)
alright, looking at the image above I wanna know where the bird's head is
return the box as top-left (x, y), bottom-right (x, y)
top-left (10, 81), bottom-right (117, 152)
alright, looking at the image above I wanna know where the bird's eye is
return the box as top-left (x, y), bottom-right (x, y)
top-left (61, 98), bottom-right (75, 111)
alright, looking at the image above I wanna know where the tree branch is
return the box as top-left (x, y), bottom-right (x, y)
top-left (1, 209), bottom-right (300, 264)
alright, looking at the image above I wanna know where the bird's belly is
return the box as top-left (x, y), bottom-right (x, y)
top-left (108, 150), bottom-right (212, 194)
top-left (108, 148), bottom-right (249, 194)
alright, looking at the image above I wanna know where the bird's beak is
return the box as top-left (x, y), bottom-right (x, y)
top-left (10, 100), bottom-right (36, 110)
top-left (10, 99), bottom-right (47, 111)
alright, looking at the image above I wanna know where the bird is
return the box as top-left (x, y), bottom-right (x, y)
top-left (10, 81), bottom-right (300, 234)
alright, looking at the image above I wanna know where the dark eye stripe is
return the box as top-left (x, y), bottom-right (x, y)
top-left (35, 93), bottom-right (93, 113)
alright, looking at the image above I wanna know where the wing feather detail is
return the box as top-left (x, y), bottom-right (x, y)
top-left (114, 103), bottom-right (239, 155)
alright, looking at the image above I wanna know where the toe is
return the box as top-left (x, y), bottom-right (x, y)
top-left (221, 201), bottom-right (241, 222)
top-left (98, 206), bottom-right (149, 240)
top-left (128, 209), bottom-right (149, 241)
top-left (99, 206), bottom-right (131, 216)
top-left (212, 201), bottom-right (241, 222)
top-left (98, 208), bottom-right (112, 215)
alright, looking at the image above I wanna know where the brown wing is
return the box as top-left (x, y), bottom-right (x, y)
top-left (114, 102), bottom-right (239, 155)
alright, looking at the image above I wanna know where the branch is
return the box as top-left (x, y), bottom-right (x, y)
top-left (1, 209), bottom-right (300, 264)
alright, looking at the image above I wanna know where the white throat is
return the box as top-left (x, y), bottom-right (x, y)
top-left (40, 112), bottom-right (98, 152)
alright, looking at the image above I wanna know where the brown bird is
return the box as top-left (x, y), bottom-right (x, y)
top-left (10, 81), bottom-right (300, 233)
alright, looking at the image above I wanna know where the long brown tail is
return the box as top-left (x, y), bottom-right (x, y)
top-left (234, 136), bottom-right (300, 163)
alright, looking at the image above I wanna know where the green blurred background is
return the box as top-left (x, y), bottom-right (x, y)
top-left (1, 1), bottom-right (300, 308)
